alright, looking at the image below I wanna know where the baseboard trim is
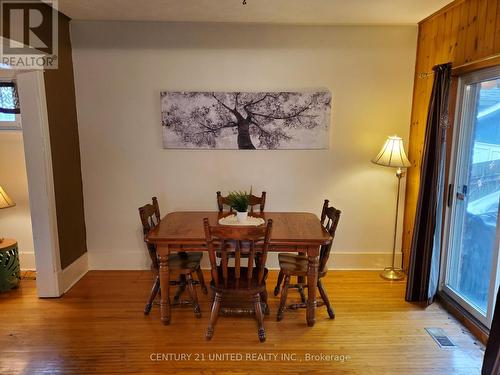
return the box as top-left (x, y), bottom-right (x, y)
top-left (328, 251), bottom-right (403, 270)
top-left (58, 252), bottom-right (89, 293)
top-left (88, 250), bottom-right (402, 271)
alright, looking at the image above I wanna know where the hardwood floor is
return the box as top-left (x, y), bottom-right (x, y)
top-left (0, 271), bottom-right (484, 374)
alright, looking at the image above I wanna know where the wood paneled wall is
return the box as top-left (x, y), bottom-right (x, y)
top-left (402, 0), bottom-right (500, 271)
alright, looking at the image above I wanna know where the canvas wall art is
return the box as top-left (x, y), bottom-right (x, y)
top-left (160, 91), bottom-right (331, 150)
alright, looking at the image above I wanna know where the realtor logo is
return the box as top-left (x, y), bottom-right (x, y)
top-left (0, 0), bottom-right (58, 69)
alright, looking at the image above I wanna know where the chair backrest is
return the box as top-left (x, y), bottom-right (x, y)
top-left (319, 199), bottom-right (341, 273)
top-left (203, 219), bottom-right (273, 289)
top-left (216, 191), bottom-right (267, 213)
top-left (138, 197), bottom-right (161, 269)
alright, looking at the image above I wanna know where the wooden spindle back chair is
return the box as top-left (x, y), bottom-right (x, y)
top-left (318, 199), bottom-right (341, 274)
top-left (139, 197), bottom-right (161, 272)
top-left (139, 197), bottom-right (206, 317)
top-left (216, 191), bottom-right (267, 213)
top-left (203, 218), bottom-right (273, 342)
top-left (216, 191), bottom-right (267, 260)
top-left (276, 199), bottom-right (341, 322)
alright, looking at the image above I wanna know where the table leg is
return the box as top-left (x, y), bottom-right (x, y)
top-left (306, 246), bottom-right (319, 327)
top-left (158, 245), bottom-right (171, 325)
top-left (297, 250), bottom-right (306, 286)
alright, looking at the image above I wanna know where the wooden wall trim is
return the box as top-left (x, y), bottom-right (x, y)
top-left (402, 0), bottom-right (500, 272)
top-left (419, 0), bottom-right (467, 25)
top-left (452, 53), bottom-right (500, 74)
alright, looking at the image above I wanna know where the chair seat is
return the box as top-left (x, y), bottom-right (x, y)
top-left (176, 251), bottom-right (203, 262)
top-left (278, 256), bottom-right (327, 278)
top-left (210, 266), bottom-right (268, 293)
top-left (278, 252), bottom-right (307, 263)
top-left (151, 252), bottom-right (203, 274)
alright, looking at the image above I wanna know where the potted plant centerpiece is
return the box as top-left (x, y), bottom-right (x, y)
top-left (226, 190), bottom-right (250, 223)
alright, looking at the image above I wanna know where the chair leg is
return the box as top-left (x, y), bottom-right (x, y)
top-left (317, 278), bottom-right (335, 319)
top-left (186, 273), bottom-right (201, 318)
top-left (254, 293), bottom-right (266, 343)
top-left (173, 274), bottom-right (187, 304)
top-left (144, 276), bottom-right (160, 315)
top-left (274, 270), bottom-right (284, 296)
top-left (260, 289), bottom-right (269, 315)
top-left (196, 267), bottom-right (208, 295)
top-left (210, 289), bottom-right (215, 305)
top-left (277, 275), bottom-right (290, 322)
top-left (206, 293), bottom-right (222, 341)
top-left (297, 282), bottom-right (307, 303)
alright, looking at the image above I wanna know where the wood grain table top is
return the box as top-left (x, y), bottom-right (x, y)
top-left (147, 211), bottom-right (331, 246)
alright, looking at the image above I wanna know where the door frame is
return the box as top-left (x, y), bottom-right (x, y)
top-left (440, 65), bottom-right (500, 328)
top-left (16, 70), bottom-right (63, 297)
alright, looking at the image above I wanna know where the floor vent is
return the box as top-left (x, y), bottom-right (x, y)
top-left (425, 328), bottom-right (456, 348)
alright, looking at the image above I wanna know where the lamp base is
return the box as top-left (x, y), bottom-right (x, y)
top-left (380, 267), bottom-right (405, 281)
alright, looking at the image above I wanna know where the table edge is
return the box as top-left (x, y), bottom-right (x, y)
top-left (147, 211), bottom-right (331, 246)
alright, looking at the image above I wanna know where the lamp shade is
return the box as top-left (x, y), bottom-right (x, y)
top-left (372, 135), bottom-right (411, 168)
top-left (0, 185), bottom-right (15, 209)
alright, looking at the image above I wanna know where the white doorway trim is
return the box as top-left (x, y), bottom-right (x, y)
top-left (16, 70), bottom-right (62, 297)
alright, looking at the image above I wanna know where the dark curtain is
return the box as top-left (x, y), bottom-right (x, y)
top-left (406, 63), bottom-right (452, 303)
top-left (0, 81), bottom-right (20, 114)
top-left (483, 288), bottom-right (500, 375)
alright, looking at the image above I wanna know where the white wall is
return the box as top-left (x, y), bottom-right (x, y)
top-left (0, 131), bottom-right (35, 269)
top-left (0, 69), bottom-right (35, 270)
top-left (71, 22), bottom-right (417, 270)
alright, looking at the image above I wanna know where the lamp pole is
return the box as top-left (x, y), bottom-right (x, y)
top-left (381, 167), bottom-right (405, 280)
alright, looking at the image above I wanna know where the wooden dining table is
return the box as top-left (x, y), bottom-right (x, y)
top-left (147, 211), bottom-right (331, 327)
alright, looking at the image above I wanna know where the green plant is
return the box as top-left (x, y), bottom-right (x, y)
top-left (226, 190), bottom-right (250, 212)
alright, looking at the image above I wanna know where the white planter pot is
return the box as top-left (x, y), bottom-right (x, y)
top-left (236, 211), bottom-right (248, 223)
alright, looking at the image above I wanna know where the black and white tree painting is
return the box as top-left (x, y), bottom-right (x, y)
top-left (161, 91), bottom-right (331, 149)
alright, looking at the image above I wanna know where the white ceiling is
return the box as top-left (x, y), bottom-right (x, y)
top-left (57, 0), bottom-right (451, 25)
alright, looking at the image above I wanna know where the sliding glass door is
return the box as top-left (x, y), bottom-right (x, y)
top-left (442, 66), bottom-right (500, 328)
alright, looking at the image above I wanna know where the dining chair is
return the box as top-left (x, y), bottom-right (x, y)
top-left (275, 199), bottom-right (341, 322)
top-left (139, 197), bottom-right (207, 317)
top-left (216, 191), bottom-right (268, 264)
top-left (203, 218), bottom-right (273, 342)
top-left (216, 191), bottom-right (266, 213)
top-left (272, 199), bottom-right (334, 298)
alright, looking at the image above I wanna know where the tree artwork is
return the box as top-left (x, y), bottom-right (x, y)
top-left (161, 91), bottom-right (331, 150)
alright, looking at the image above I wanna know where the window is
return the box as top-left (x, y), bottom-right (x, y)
top-left (0, 81), bottom-right (21, 130)
top-left (442, 65), bottom-right (500, 328)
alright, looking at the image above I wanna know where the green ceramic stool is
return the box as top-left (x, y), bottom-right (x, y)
top-left (0, 239), bottom-right (20, 292)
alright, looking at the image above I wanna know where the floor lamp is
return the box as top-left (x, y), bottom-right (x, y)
top-left (372, 136), bottom-right (411, 280)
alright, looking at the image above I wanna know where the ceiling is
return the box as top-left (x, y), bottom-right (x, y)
top-left (57, 0), bottom-right (451, 25)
